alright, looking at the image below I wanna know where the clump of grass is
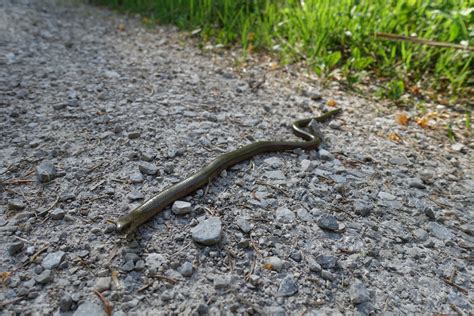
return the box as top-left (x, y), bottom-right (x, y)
top-left (92, 0), bottom-right (473, 99)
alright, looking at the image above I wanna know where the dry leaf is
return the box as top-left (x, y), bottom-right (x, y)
top-left (327, 99), bottom-right (337, 107)
top-left (416, 116), bottom-right (431, 129)
top-left (388, 132), bottom-right (403, 143)
top-left (395, 112), bottom-right (410, 126)
top-left (263, 263), bottom-right (273, 270)
top-left (142, 17), bottom-right (152, 25)
top-left (94, 289), bottom-right (113, 316)
top-left (117, 23), bottom-right (125, 32)
top-left (0, 271), bottom-right (11, 284)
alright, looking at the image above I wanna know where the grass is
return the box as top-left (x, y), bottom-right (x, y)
top-left (91, 0), bottom-right (473, 101)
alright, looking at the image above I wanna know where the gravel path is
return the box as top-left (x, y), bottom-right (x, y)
top-left (1, 1), bottom-right (473, 315)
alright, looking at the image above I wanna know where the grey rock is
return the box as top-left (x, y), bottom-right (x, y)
top-left (59, 191), bottom-right (76, 202)
top-left (127, 191), bottom-right (144, 201)
top-left (276, 207), bottom-right (295, 223)
top-left (95, 277), bottom-right (111, 292)
top-left (378, 191), bottom-right (396, 201)
top-left (104, 70), bottom-right (120, 78)
top-left (409, 177), bottom-right (426, 189)
top-left (264, 170), bottom-right (286, 180)
top-left (308, 257), bottom-right (322, 272)
top-left (146, 253), bottom-right (166, 271)
top-left (321, 270), bottom-right (334, 281)
top-left (319, 149), bottom-right (334, 161)
top-left (265, 306), bottom-right (286, 316)
top-left (236, 216), bottom-right (252, 233)
top-left (59, 294), bottom-right (73, 311)
top-left (36, 161), bottom-right (57, 183)
top-left (73, 301), bottom-right (105, 316)
top-left (128, 131), bottom-right (141, 139)
top-left (134, 260), bottom-right (145, 271)
top-left (278, 275), bottom-right (298, 297)
top-left (413, 228), bottom-right (428, 241)
top-left (50, 208), bottom-right (65, 220)
top-left (301, 159), bottom-right (313, 172)
top-left (349, 281), bottom-right (370, 304)
top-left (179, 261), bottom-right (193, 277)
top-left (263, 157), bottom-right (283, 168)
top-left (459, 223), bottom-right (474, 236)
top-left (42, 251), bottom-right (65, 269)
top-left (353, 199), bottom-right (372, 217)
top-left (129, 172), bottom-right (144, 183)
top-left (35, 269), bottom-right (53, 284)
top-left (329, 120), bottom-right (341, 130)
top-left (264, 256), bottom-right (283, 272)
top-left (213, 275), bottom-right (231, 289)
top-left (318, 214), bottom-right (339, 231)
top-left (8, 199), bottom-right (25, 211)
top-left (289, 250), bottom-right (302, 262)
top-left (451, 143), bottom-right (466, 153)
top-left (7, 241), bottom-right (24, 255)
top-left (296, 208), bottom-right (313, 222)
top-left (171, 201), bottom-right (192, 215)
top-left (191, 217), bottom-right (222, 245)
top-left (315, 254), bottom-right (337, 269)
top-left (427, 222), bottom-right (453, 240)
top-left (138, 162), bottom-right (158, 175)
top-left (121, 260), bottom-right (135, 272)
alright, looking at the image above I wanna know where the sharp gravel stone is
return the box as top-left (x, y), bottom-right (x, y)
top-left (236, 216), bottom-right (252, 233)
top-left (36, 161), bottom-right (57, 183)
top-left (138, 162), bottom-right (159, 175)
top-left (8, 199), bottom-right (26, 210)
top-left (171, 201), bottom-right (192, 215)
top-left (50, 208), bottom-right (65, 220)
top-left (35, 269), bottom-right (53, 284)
top-left (264, 170), bottom-right (286, 180)
top-left (278, 275), bottom-right (298, 297)
top-left (95, 277), bottom-right (111, 292)
top-left (179, 261), bottom-right (193, 277)
top-left (318, 214), bottom-right (339, 231)
top-left (191, 217), bottom-right (222, 245)
top-left (319, 149), bottom-right (334, 161)
top-left (7, 241), bottom-right (24, 255)
top-left (59, 294), bottom-right (73, 311)
top-left (349, 281), bottom-right (370, 305)
top-left (276, 207), bottom-right (295, 223)
top-left (42, 251), bottom-right (65, 269)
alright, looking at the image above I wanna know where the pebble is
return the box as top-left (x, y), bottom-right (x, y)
top-left (50, 208), bottom-right (65, 220)
top-left (264, 256), bottom-right (283, 272)
top-left (276, 207), bottom-right (295, 223)
top-left (35, 269), bottom-right (53, 284)
top-left (353, 199), bottom-right (372, 217)
top-left (121, 260), bottom-right (135, 272)
top-left (296, 208), bottom-right (313, 222)
top-left (289, 250), bottom-right (302, 262)
top-left (7, 241), bottom-right (24, 255)
top-left (191, 217), bottom-right (222, 245)
top-left (213, 275), bottom-right (231, 289)
top-left (278, 275), bottom-right (298, 297)
top-left (349, 281), bottom-right (370, 304)
top-left (8, 199), bottom-right (26, 210)
top-left (263, 157), bottom-right (283, 168)
top-left (36, 161), bottom-right (57, 183)
top-left (95, 277), bottom-right (111, 292)
top-left (179, 261), bottom-right (193, 277)
top-left (319, 149), bottom-right (334, 161)
top-left (59, 294), bottom-right (73, 311)
top-left (134, 260), bottom-right (145, 271)
top-left (145, 253), bottom-right (166, 272)
top-left (42, 251), bottom-right (65, 269)
top-left (378, 191), bottom-right (396, 201)
top-left (138, 162), bottom-right (158, 175)
top-left (408, 177), bottom-right (426, 189)
top-left (129, 172), bottom-right (144, 183)
top-left (73, 301), bottom-right (104, 316)
top-left (427, 222), bottom-right (453, 240)
top-left (171, 201), bottom-right (192, 215)
top-left (301, 159), bottom-right (313, 172)
top-left (317, 214), bottom-right (339, 231)
top-left (264, 170), bottom-right (286, 180)
top-left (451, 143), bottom-right (466, 153)
top-left (308, 257), bottom-right (322, 272)
top-left (236, 216), bottom-right (252, 233)
top-left (315, 254), bottom-right (337, 269)
top-left (127, 191), bottom-right (144, 201)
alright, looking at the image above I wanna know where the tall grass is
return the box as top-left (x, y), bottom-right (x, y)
top-left (92, 0), bottom-right (473, 98)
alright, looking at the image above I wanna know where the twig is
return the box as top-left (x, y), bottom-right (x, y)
top-left (255, 181), bottom-right (290, 198)
top-left (374, 32), bottom-right (474, 51)
top-left (441, 277), bottom-right (468, 294)
top-left (23, 245), bottom-right (49, 267)
top-left (93, 289), bottom-right (113, 316)
top-left (152, 274), bottom-right (178, 284)
top-left (0, 297), bottom-right (24, 308)
top-left (450, 303), bottom-right (464, 316)
top-left (1, 179), bottom-right (34, 185)
top-left (137, 282), bottom-right (153, 292)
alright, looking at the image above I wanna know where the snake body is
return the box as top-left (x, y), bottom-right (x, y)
top-left (116, 109), bottom-right (341, 233)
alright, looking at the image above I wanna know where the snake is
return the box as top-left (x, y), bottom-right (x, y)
top-left (116, 108), bottom-right (341, 233)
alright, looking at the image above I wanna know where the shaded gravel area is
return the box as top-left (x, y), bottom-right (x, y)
top-left (1, 1), bottom-right (473, 315)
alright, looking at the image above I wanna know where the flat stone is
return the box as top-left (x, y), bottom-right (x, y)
top-left (134, 260), bottom-right (145, 271)
top-left (129, 172), bottom-right (144, 183)
top-left (301, 159), bottom-right (313, 172)
top-left (145, 254), bottom-right (166, 271)
top-left (73, 301), bottom-right (105, 316)
top-left (413, 228), bottom-right (428, 241)
top-left (59, 294), bottom-right (73, 311)
top-left (264, 170), bottom-right (286, 180)
top-left (263, 157), bottom-right (283, 168)
top-left (138, 162), bottom-right (158, 175)
top-left (318, 214), bottom-right (339, 231)
top-left (451, 143), bottom-right (466, 153)
top-left (171, 201), bottom-right (192, 215)
top-left (289, 250), bottom-right (302, 262)
top-left (319, 149), bottom-right (334, 161)
top-left (296, 208), bottom-right (313, 222)
top-left (278, 275), bottom-right (298, 297)
top-left (427, 222), bottom-right (453, 240)
top-left (7, 241), bottom-right (24, 255)
top-left (8, 199), bottom-right (25, 211)
top-left (264, 256), bottom-right (283, 272)
top-left (95, 277), bottom-right (111, 292)
top-left (35, 269), bottom-right (53, 284)
top-left (36, 161), bottom-right (57, 183)
top-left (213, 275), bottom-right (231, 289)
top-left (50, 208), bottom-right (65, 220)
top-left (409, 177), bottom-right (426, 189)
top-left (121, 260), bottom-right (135, 272)
top-left (276, 207), bottom-right (295, 223)
top-left (349, 281), bottom-right (370, 304)
top-left (308, 257), bottom-right (322, 272)
top-left (128, 131), bottom-right (141, 139)
top-left (42, 251), bottom-right (65, 269)
top-left (127, 191), bottom-right (144, 201)
top-left (236, 216), bottom-right (252, 233)
top-left (315, 254), bottom-right (337, 269)
top-left (378, 191), bottom-right (396, 201)
top-left (191, 217), bottom-right (222, 245)
top-left (179, 261), bottom-right (193, 277)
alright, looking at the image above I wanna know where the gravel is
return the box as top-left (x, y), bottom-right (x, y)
top-left (0, 0), bottom-right (472, 314)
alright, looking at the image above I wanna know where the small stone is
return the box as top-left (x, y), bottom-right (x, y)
top-left (378, 191), bottom-right (396, 201)
top-left (321, 270), bottom-right (335, 281)
top-left (42, 251), bottom-right (65, 269)
top-left (7, 241), bottom-right (24, 255)
top-left (296, 208), bottom-right (313, 222)
top-left (263, 157), bottom-right (283, 168)
top-left (459, 223), bottom-right (474, 236)
top-left (264, 170), bottom-right (286, 180)
top-left (50, 208), bottom-right (65, 220)
top-left (409, 177), bottom-right (426, 189)
top-left (451, 143), bottom-right (466, 153)
top-left (191, 217), bottom-right (222, 245)
top-left (315, 254), bottom-right (337, 269)
top-left (59, 294), bottom-right (73, 311)
top-left (8, 199), bottom-right (25, 210)
top-left (140, 150), bottom-right (156, 162)
top-left (35, 269), bottom-right (53, 284)
top-left (319, 149), bottom-right (334, 161)
top-left (308, 257), bottom-right (322, 272)
top-left (171, 201), bottom-right (192, 215)
top-left (264, 256), bottom-right (283, 272)
top-left (289, 250), bottom-right (302, 262)
top-left (213, 275), bottom-right (231, 289)
top-left (276, 207), bottom-right (295, 223)
top-left (121, 260), bottom-right (135, 272)
top-left (104, 70), bottom-right (120, 78)
top-left (95, 277), bottom-right (111, 292)
top-left (301, 159), bottom-right (313, 172)
top-left (328, 120), bottom-right (341, 130)
top-left (349, 281), bottom-right (370, 304)
top-left (127, 191), bottom-right (144, 201)
top-left (248, 274), bottom-right (261, 286)
top-left (134, 260), bottom-right (145, 271)
top-left (59, 192), bottom-right (76, 202)
top-left (236, 216), bottom-right (252, 233)
top-left (36, 161), bottom-right (57, 183)
top-left (427, 222), bottom-right (453, 240)
top-left (129, 172), bottom-right (144, 183)
top-left (73, 301), bottom-right (104, 316)
top-left (318, 214), bottom-right (339, 231)
top-left (413, 228), bottom-right (428, 241)
top-left (353, 199), bottom-right (372, 217)
top-left (145, 253), bottom-right (166, 271)
top-left (127, 131), bottom-right (141, 139)
top-left (53, 103), bottom-right (67, 110)
top-left (278, 275), bottom-right (298, 297)
top-left (179, 261), bottom-right (193, 277)
top-left (138, 162), bottom-right (158, 175)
